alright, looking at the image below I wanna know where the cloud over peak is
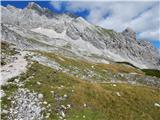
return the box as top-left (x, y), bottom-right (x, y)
top-left (50, 1), bottom-right (160, 41)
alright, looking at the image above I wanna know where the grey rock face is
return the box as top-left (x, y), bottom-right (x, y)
top-left (1, 2), bottom-right (160, 69)
top-left (122, 27), bottom-right (136, 39)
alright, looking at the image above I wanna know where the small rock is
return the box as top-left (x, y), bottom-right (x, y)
top-left (61, 105), bottom-right (67, 110)
top-left (67, 104), bottom-right (71, 108)
top-left (14, 79), bottom-right (19, 83)
top-left (116, 92), bottom-right (121, 97)
top-left (43, 101), bottom-right (48, 105)
top-left (37, 82), bottom-right (41, 85)
top-left (46, 113), bottom-right (50, 118)
top-left (63, 94), bottom-right (67, 98)
top-left (51, 91), bottom-right (54, 94)
top-left (71, 90), bottom-right (74, 92)
top-left (45, 115), bottom-right (49, 119)
top-left (83, 103), bottom-right (87, 107)
top-left (60, 111), bottom-right (65, 118)
top-left (2, 109), bottom-right (9, 114)
top-left (50, 91), bottom-right (54, 96)
top-left (47, 104), bottom-right (51, 108)
top-left (59, 116), bottom-right (63, 119)
top-left (38, 94), bottom-right (43, 99)
top-left (9, 65), bottom-right (13, 67)
top-left (7, 97), bottom-right (11, 100)
top-left (154, 103), bottom-right (160, 107)
top-left (41, 107), bottom-right (46, 111)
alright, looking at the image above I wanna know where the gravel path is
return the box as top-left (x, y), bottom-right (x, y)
top-left (1, 51), bottom-right (28, 85)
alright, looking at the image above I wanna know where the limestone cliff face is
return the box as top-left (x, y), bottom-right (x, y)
top-left (1, 2), bottom-right (160, 69)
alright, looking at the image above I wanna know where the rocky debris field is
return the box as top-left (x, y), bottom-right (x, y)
top-left (8, 88), bottom-right (44, 120)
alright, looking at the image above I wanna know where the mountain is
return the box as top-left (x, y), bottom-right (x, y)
top-left (1, 2), bottom-right (160, 120)
top-left (1, 2), bottom-right (160, 69)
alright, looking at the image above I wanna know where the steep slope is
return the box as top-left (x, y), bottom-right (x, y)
top-left (1, 53), bottom-right (160, 120)
top-left (1, 2), bottom-right (160, 69)
top-left (1, 2), bottom-right (160, 120)
top-left (1, 41), bottom-right (160, 120)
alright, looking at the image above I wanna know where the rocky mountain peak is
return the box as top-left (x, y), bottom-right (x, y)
top-left (26, 2), bottom-right (54, 18)
top-left (27, 2), bottom-right (42, 10)
top-left (6, 4), bottom-right (16, 10)
top-left (122, 27), bottom-right (136, 39)
top-left (1, 3), bottom-right (160, 69)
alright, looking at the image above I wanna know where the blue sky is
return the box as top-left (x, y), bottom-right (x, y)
top-left (1, 1), bottom-right (160, 49)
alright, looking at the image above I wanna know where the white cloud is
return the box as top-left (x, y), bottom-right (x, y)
top-left (50, 1), bottom-right (63, 11)
top-left (139, 30), bottom-right (160, 41)
top-left (50, 1), bottom-right (160, 40)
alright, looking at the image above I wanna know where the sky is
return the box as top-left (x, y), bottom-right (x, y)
top-left (1, 0), bottom-right (160, 49)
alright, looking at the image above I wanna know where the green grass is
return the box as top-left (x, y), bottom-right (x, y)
top-left (36, 51), bottom-right (144, 82)
top-left (1, 41), bottom-right (17, 56)
top-left (1, 82), bottom-right (19, 120)
top-left (142, 69), bottom-right (160, 78)
top-left (2, 62), bottom-right (160, 120)
top-left (1, 41), bottom-right (18, 65)
top-left (99, 27), bottom-right (117, 39)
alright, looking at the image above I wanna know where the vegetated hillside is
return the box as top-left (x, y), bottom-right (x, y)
top-left (1, 2), bottom-right (160, 120)
top-left (1, 42), bottom-right (160, 120)
top-left (1, 61), bottom-right (160, 120)
top-left (142, 69), bottom-right (160, 78)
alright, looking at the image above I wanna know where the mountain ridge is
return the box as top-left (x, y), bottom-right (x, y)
top-left (1, 2), bottom-right (160, 69)
top-left (1, 2), bottom-right (160, 120)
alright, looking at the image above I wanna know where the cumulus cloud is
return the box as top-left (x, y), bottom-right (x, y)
top-left (50, 1), bottom-right (160, 40)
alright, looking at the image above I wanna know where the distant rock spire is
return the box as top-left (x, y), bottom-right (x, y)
top-left (122, 27), bottom-right (136, 39)
top-left (26, 2), bottom-right (44, 15)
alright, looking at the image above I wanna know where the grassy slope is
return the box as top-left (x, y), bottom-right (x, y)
top-left (1, 41), bottom-right (18, 65)
top-left (2, 62), bottom-right (160, 120)
top-left (142, 69), bottom-right (160, 78)
top-left (38, 51), bottom-right (144, 82)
